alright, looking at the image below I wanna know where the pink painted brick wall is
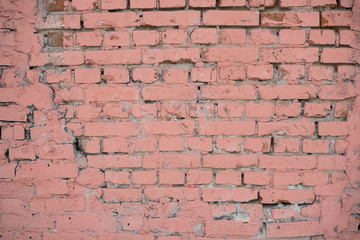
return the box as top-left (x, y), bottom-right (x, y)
top-left (0, 0), bottom-right (360, 239)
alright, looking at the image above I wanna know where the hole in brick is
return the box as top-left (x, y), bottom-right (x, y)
top-left (4, 149), bottom-right (9, 163)
top-left (127, 223), bottom-right (130, 226)
top-left (69, 217), bottom-right (71, 220)
top-left (358, 224), bottom-right (360, 231)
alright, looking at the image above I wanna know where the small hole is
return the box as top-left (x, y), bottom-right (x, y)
top-left (358, 224), bottom-right (360, 231)
top-left (127, 223), bottom-right (130, 226)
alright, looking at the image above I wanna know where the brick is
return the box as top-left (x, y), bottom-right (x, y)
top-left (279, 0), bottom-right (307, 7)
top-left (9, 145), bottom-right (36, 161)
top-left (274, 138), bottom-right (300, 153)
top-left (274, 172), bottom-right (301, 186)
top-left (319, 83), bottom-right (356, 100)
top-left (304, 102), bottom-right (331, 117)
top-left (202, 47), bottom-right (258, 62)
top-left (189, 103), bottom-right (215, 118)
top-left (309, 30), bottom-right (336, 45)
top-left (38, 144), bottom-right (75, 160)
top-left (260, 189), bottom-right (315, 204)
top-left (249, 30), bottom-right (277, 45)
top-left (187, 137), bottom-right (212, 152)
top-left (159, 0), bottom-right (186, 8)
top-left (46, 69), bottom-right (71, 83)
top-left (78, 138), bottom-right (100, 154)
top-left (102, 104), bottom-right (129, 118)
top-left (132, 138), bottom-right (158, 153)
top-left (74, 68), bottom-right (101, 84)
top-left (271, 208), bottom-right (301, 220)
top-left (262, 12), bottom-right (320, 27)
top-left (143, 11), bottom-right (201, 26)
top-left (259, 85), bottom-right (317, 100)
top-left (88, 155), bottom-right (142, 169)
top-left (303, 139), bottom-right (329, 154)
top-left (189, 0), bottom-right (216, 7)
top-left (133, 31), bottom-right (159, 46)
top-left (102, 0), bottom-right (127, 9)
top-left (144, 187), bottom-right (199, 201)
top-left (133, 68), bottom-right (159, 84)
top-left (84, 122), bottom-right (138, 137)
top-left (308, 66), bottom-right (334, 82)
top-left (0, 163), bottom-right (16, 178)
top-left (16, 162), bottom-right (78, 179)
top-left (143, 153), bottom-right (201, 169)
top-left (104, 31), bottom-right (131, 47)
top-left (216, 171), bottom-right (242, 185)
top-left (201, 85), bottom-right (256, 100)
top-left (103, 68), bottom-right (129, 83)
top-left (159, 170), bottom-right (185, 184)
top-left (219, 29), bottom-right (246, 45)
top-left (267, 222), bottom-right (323, 238)
top-left (191, 28), bottom-right (217, 44)
top-left (318, 122), bottom-right (349, 136)
top-left (105, 171), bottom-right (130, 185)
top-left (302, 171), bottom-right (328, 186)
top-left (85, 86), bottom-right (139, 101)
top-left (64, 15), bottom-right (81, 29)
top-left (142, 48), bottom-right (200, 64)
top-left (163, 69), bottom-right (188, 84)
top-left (335, 140), bottom-right (348, 154)
top-left (278, 64), bottom-right (305, 83)
top-left (132, 171), bottom-right (157, 185)
top-left (262, 48), bottom-right (319, 63)
top-left (203, 11), bottom-right (259, 26)
top-left (246, 103), bottom-right (274, 118)
top-left (45, 0), bottom-right (65, 11)
top-left (198, 120), bottom-right (256, 136)
top-left (275, 102), bottom-right (301, 118)
top-left (191, 68), bottom-right (216, 82)
top-left (142, 86), bottom-right (197, 101)
top-left (103, 189), bottom-right (142, 202)
top-left (76, 31), bottom-right (102, 47)
top-left (77, 168), bottom-right (104, 188)
top-left (1, 124), bottom-right (25, 140)
top-left (159, 136), bottom-right (184, 151)
top-left (85, 49), bottom-right (141, 65)
top-left (202, 188), bottom-right (258, 202)
top-left (159, 103), bottom-right (187, 119)
top-left (187, 170), bottom-right (212, 184)
top-left (203, 155), bottom-right (258, 169)
top-left (321, 48), bottom-right (355, 63)
top-left (321, 11), bottom-right (352, 27)
top-left (83, 13), bottom-right (141, 28)
top-left (161, 29), bottom-right (187, 44)
top-left (258, 121), bottom-right (315, 136)
top-left (218, 62), bottom-right (246, 80)
top-left (219, 0), bottom-right (246, 6)
top-left (247, 64), bottom-right (274, 80)
top-left (243, 171), bottom-right (271, 185)
top-left (47, 32), bottom-right (64, 47)
top-left (339, 30), bottom-right (355, 46)
top-left (0, 106), bottom-right (28, 122)
top-left (218, 103), bottom-right (244, 117)
top-left (260, 155), bottom-right (316, 170)
top-left (244, 138), bottom-right (271, 153)
top-left (216, 137), bottom-right (242, 152)
top-left (318, 155), bottom-right (347, 170)
top-left (130, 0), bottom-right (156, 9)
top-left (335, 103), bottom-right (350, 118)
top-left (72, 0), bottom-right (97, 10)
top-left (279, 30), bottom-right (306, 45)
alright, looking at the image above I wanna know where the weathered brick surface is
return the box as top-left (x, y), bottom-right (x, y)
top-left (0, 0), bottom-right (359, 239)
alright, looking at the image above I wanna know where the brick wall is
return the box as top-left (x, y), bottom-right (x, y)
top-left (1, 0), bottom-right (360, 239)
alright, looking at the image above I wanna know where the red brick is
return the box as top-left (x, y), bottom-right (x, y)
top-left (191, 68), bottom-right (216, 82)
top-left (143, 11), bottom-right (201, 26)
top-left (247, 64), bottom-right (274, 80)
top-left (159, 170), bottom-right (185, 184)
top-left (130, 0), bottom-right (156, 9)
top-left (187, 170), bottom-right (213, 185)
top-left (318, 122), bottom-right (349, 136)
top-left (105, 171), bottom-right (130, 185)
top-left (318, 155), bottom-right (347, 170)
top-left (308, 66), bottom-right (334, 82)
top-left (309, 30), bottom-right (336, 45)
top-left (131, 104), bottom-right (157, 118)
top-left (304, 102), bottom-right (331, 117)
top-left (191, 28), bottom-right (217, 44)
top-left (260, 155), bottom-right (316, 170)
top-left (203, 11), bottom-right (259, 26)
top-left (278, 64), bottom-right (305, 84)
top-left (76, 31), bottom-right (102, 47)
top-left (142, 120), bottom-right (196, 136)
top-left (275, 102), bottom-right (301, 118)
top-left (262, 48), bottom-right (319, 63)
top-left (302, 171), bottom-right (328, 186)
top-left (88, 155), bottom-right (142, 169)
top-left (9, 145), bottom-right (36, 161)
top-left (202, 47), bottom-right (259, 63)
top-left (159, 136), bottom-right (184, 151)
top-left (85, 122), bottom-right (138, 137)
top-left (77, 168), bottom-right (104, 188)
top-left (259, 85), bottom-right (317, 100)
top-left (142, 48), bottom-right (200, 64)
top-left (132, 171), bottom-right (157, 185)
top-left (274, 138), bottom-right (300, 153)
top-left (187, 137), bottom-right (213, 152)
top-left (244, 138), bottom-right (271, 153)
top-left (262, 12), bottom-right (320, 27)
top-left (102, 104), bottom-right (129, 118)
top-left (0, 106), bottom-right (28, 122)
top-left (274, 172), bottom-right (301, 186)
top-left (219, 29), bottom-right (246, 45)
top-left (133, 68), bottom-right (159, 84)
top-left (76, 105), bottom-right (101, 119)
top-left (103, 189), bottom-right (142, 202)
top-left (216, 137), bottom-right (242, 152)
top-left (64, 15), bottom-right (81, 29)
top-left (16, 162), bottom-right (78, 179)
top-left (303, 139), bottom-right (329, 154)
top-left (132, 138), bottom-right (158, 153)
top-left (38, 144), bottom-right (74, 160)
top-left (335, 103), bottom-right (350, 118)
top-left (260, 189), bottom-right (315, 204)
top-left (267, 221), bottom-right (323, 238)
top-left (218, 103), bottom-right (244, 117)
top-left (203, 155), bottom-right (258, 169)
top-left (102, 68), bottom-right (129, 83)
top-left (72, 0), bottom-right (97, 10)
top-left (258, 121), bottom-right (315, 136)
top-left (218, 62), bottom-right (246, 80)
top-left (339, 30), bottom-right (355, 46)
top-left (159, 102), bottom-right (187, 119)
top-left (335, 140), bottom-right (348, 154)
top-left (244, 171), bottom-right (271, 185)
top-left (143, 153), bottom-right (201, 169)
top-left (133, 31), bottom-right (159, 46)
top-left (321, 48), bottom-right (355, 63)
top-left (104, 30), bottom-right (131, 47)
top-left (279, 0), bottom-right (306, 7)
top-left (198, 120), bottom-right (255, 136)
top-left (216, 171), bottom-right (242, 185)
top-left (219, 0), bottom-right (246, 6)
top-left (200, 85), bottom-right (256, 100)
top-left (310, 0), bottom-right (337, 6)
top-left (279, 30), bottom-right (306, 45)
top-left (144, 187), bottom-right (199, 201)
top-left (85, 86), bottom-right (139, 101)
top-left (321, 11), bottom-right (352, 27)
top-left (85, 49), bottom-right (141, 65)
top-left (83, 12), bottom-right (140, 28)
top-left (249, 30), bottom-right (277, 45)
top-left (246, 103), bottom-right (274, 118)
top-left (46, 69), bottom-right (71, 83)
top-left (159, 0), bottom-right (186, 8)
top-left (74, 68), bottom-right (101, 84)
top-left (163, 69), bottom-right (188, 84)
top-left (79, 138), bottom-right (100, 154)
top-left (189, 0), bottom-right (216, 7)
top-left (161, 29), bottom-right (187, 44)
top-left (319, 83), bottom-right (356, 100)
top-left (202, 188), bottom-right (258, 202)
top-left (189, 103), bottom-right (215, 118)
top-left (102, 0), bottom-right (127, 9)
top-left (0, 163), bottom-right (16, 178)
top-left (271, 208), bottom-right (301, 220)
